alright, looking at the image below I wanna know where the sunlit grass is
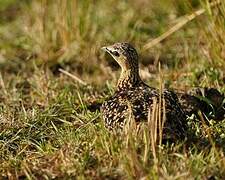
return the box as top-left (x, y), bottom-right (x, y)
top-left (0, 0), bottom-right (225, 179)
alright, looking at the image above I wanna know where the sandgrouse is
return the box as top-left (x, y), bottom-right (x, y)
top-left (101, 42), bottom-right (187, 140)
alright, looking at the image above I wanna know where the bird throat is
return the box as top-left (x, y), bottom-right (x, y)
top-left (117, 69), bottom-right (141, 90)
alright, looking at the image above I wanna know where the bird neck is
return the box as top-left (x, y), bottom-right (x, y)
top-left (117, 68), bottom-right (141, 90)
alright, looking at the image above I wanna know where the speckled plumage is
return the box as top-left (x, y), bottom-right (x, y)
top-left (101, 42), bottom-right (187, 140)
top-left (177, 87), bottom-right (225, 120)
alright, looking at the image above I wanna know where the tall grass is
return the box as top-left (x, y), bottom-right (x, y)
top-left (0, 0), bottom-right (225, 179)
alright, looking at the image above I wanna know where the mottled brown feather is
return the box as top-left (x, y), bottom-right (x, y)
top-left (101, 42), bottom-right (187, 140)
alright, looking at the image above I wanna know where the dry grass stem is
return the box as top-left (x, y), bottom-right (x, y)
top-left (0, 72), bottom-right (7, 95)
top-left (149, 98), bottom-right (158, 163)
top-left (59, 68), bottom-right (87, 85)
top-left (143, 0), bottom-right (222, 50)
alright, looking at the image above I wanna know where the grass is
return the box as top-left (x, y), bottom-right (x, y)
top-left (0, 0), bottom-right (225, 179)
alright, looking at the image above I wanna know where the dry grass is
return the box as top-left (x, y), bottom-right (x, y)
top-left (0, 0), bottom-right (225, 179)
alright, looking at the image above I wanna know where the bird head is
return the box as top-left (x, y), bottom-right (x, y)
top-left (101, 42), bottom-right (139, 71)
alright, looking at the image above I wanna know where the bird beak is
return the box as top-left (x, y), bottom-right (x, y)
top-left (101, 46), bottom-right (115, 54)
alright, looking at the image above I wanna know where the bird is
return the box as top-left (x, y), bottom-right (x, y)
top-left (176, 87), bottom-right (225, 121)
top-left (101, 42), bottom-right (187, 140)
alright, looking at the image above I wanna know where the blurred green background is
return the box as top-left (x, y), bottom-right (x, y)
top-left (0, 0), bottom-right (225, 179)
top-left (0, 0), bottom-right (224, 87)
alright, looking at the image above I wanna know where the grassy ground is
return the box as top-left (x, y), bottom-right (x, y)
top-left (0, 0), bottom-right (225, 179)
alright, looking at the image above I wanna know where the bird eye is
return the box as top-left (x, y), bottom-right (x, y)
top-left (112, 51), bottom-right (120, 57)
